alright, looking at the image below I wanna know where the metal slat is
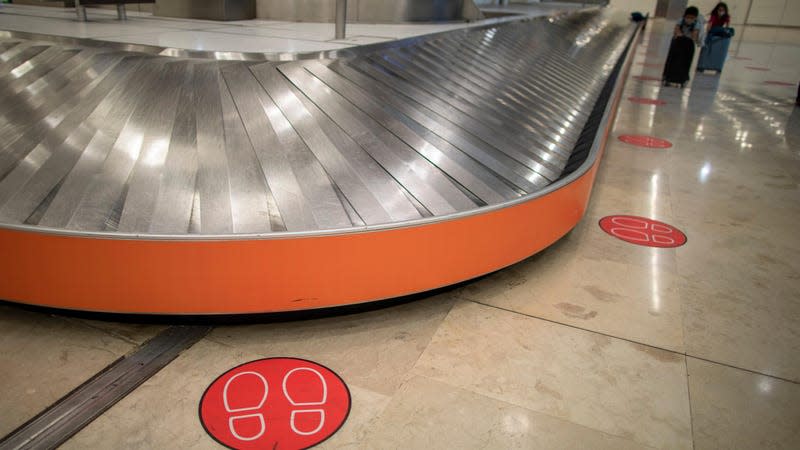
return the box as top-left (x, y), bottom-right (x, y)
top-left (418, 40), bottom-right (583, 147)
top-left (221, 63), bottom-right (319, 231)
top-left (0, 46), bottom-right (65, 96)
top-left (280, 63), bottom-right (475, 215)
top-left (235, 65), bottom-right (352, 230)
top-left (192, 62), bottom-right (234, 234)
top-left (328, 60), bottom-right (544, 193)
top-left (0, 44), bottom-right (48, 75)
top-left (303, 61), bottom-right (516, 205)
top-left (148, 63), bottom-right (200, 234)
top-left (0, 47), bottom-right (88, 116)
top-left (252, 64), bottom-right (397, 225)
top-left (117, 62), bottom-right (186, 232)
top-left (34, 57), bottom-right (148, 228)
top-left (217, 65), bottom-right (274, 234)
top-left (0, 9), bottom-right (635, 236)
top-left (0, 56), bottom-right (143, 224)
top-left (65, 61), bottom-right (170, 232)
top-left (0, 55), bottom-right (139, 180)
top-left (0, 50), bottom-right (116, 137)
top-left (275, 67), bottom-right (426, 222)
top-left (385, 47), bottom-right (574, 162)
top-left (348, 59), bottom-right (555, 183)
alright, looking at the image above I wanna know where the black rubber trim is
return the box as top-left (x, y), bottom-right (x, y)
top-left (559, 21), bottom-right (640, 178)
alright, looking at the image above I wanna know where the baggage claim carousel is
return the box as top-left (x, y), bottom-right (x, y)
top-left (0, 9), bottom-right (640, 314)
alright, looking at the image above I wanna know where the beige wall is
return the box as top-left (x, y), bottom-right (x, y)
top-left (692, 0), bottom-right (750, 24)
top-left (748, 0), bottom-right (800, 26)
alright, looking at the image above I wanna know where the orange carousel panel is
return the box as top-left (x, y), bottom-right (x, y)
top-left (0, 156), bottom-right (603, 315)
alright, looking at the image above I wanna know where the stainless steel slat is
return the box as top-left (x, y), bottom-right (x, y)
top-left (0, 54), bottom-right (135, 179)
top-left (217, 65), bottom-right (274, 234)
top-left (0, 56), bottom-right (144, 225)
top-left (274, 66), bottom-right (425, 222)
top-left (0, 43), bottom-right (48, 74)
top-left (0, 49), bottom-right (114, 135)
top-left (65, 60), bottom-right (170, 231)
top-left (348, 59), bottom-right (555, 182)
top-left (280, 63), bottom-right (475, 215)
top-left (117, 61), bottom-right (186, 233)
top-left (385, 46), bottom-right (575, 162)
top-left (303, 60), bottom-right (517, 205)
top-left (418, 40), bottom-right (583, 146)
top-left (148, 63), bottom-right (200, 234)
top-left (252, 64), bottom-right (398, 225)
top-left (236, 65), bottom-right (352, 230)
top-left (327, 60), bottom-right (546, 193)
top-left (0, 47), bottom-right (86, 105)
top-left (221, 63), bottom-right (320, 231)
top-left (192, 62), bottom-right (234, 234)
top-left (0, 8), bottom-right (636, 236)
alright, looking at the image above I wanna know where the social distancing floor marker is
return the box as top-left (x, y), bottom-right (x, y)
top-left (599, 215), bottom-right (687, 248)
top-left (618, 134), bottom-right (673, 148)
top-left (628, 97), bottom-right (667, 105)
top-left (200, 358), bottom-right (351, 450)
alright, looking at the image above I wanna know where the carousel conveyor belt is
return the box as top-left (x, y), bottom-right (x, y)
top-left (0, 9), bottom-right (640, 314)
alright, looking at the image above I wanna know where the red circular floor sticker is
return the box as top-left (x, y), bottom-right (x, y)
top-left (618, 134), bottom-right (673, 148)
top-left (745, 66), bottom-right (770, 71)
top-left (599, 215), bottom-right (687, 248)
top-left (628, 97), bottom-right (667, 105)
top-left (200, 358), bottom-right (351, 450)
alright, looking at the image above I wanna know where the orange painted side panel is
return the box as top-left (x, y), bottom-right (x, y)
top-left (0, 159), bottom-right (600, 314)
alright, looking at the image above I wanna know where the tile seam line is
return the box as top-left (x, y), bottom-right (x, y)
top-left (685, 355), bottom-right (697, 450)
top-left (465, 299), bottom-right (800, 385)
top-left (60, 316), bottom-right (145, 346)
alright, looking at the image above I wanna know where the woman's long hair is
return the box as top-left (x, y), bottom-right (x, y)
top-left (710, 2), bottom-right (730, 20)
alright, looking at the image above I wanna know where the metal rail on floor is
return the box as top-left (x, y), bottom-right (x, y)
top-left (0, 9), bottom-right (640, 314)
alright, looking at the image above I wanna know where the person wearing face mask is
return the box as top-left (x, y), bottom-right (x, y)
top-left (697, 2), bottom-right (735, 73)
top-left (707, 2), bottom-right (731, 31)
top-left (663, 6), bottom-right (701, 87)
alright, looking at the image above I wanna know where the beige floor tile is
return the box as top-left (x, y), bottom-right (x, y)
top-left (459, 244), bottom-right (685, 352)
top-left (64, 338), bottom-right (390, 450)
top-left (360, 375), bottom-right (651, 450)
top-left (207, 293), bottom-right (457, 396)
top-left (63, 339), bottom-right (252, 449)
top-left (62, 317), bottom-right (166, 345)
top-left (0, 306), bottom-right (143, 436)
top-left (672, 216), bottom-right (800, 381)
top-left (688, 358), bottom-right (800, 450)
top-left (412, 301), bottom-right (692, 449)
top-left (680, 278), bottom-right (800, 382)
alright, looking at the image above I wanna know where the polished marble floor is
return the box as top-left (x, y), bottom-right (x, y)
top-left (1, 17), bottom-right (799, 450)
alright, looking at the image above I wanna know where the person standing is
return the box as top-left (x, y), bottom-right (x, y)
top-left (664, 6), bottom-right (701, 87)
top-left (707, 2), bottom-right (731, 32)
